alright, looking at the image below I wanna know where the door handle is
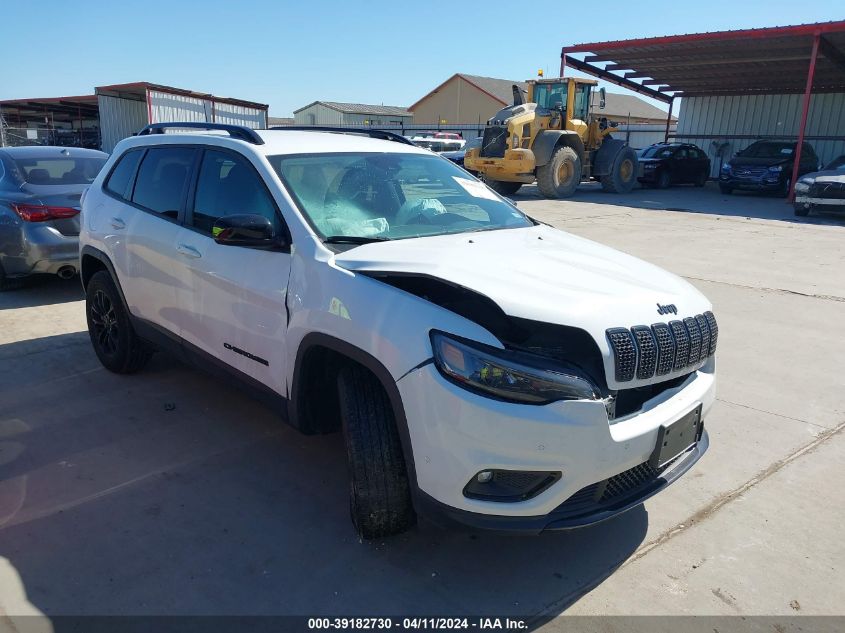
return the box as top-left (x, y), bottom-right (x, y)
top-left (176, 243), bottom-right (202, 259)
top-left (110, 217), bottom-right (126, 230)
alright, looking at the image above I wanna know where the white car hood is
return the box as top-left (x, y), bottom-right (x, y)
top-left (334, 224), bottom-right (711, 334)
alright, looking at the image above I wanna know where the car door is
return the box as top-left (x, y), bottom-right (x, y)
top-left (691, 147), bottom-right (710, 180)
top-left (672, 147), bottom-right (690, 182)
top-left (173, 148), bottom-right (291, 395)
top-left (113, 146), bottom-right (197, 336)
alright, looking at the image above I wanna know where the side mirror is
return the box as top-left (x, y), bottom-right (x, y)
top-left (599, 87), bottom-right (606, 109)
top-left (212, 214), bottom-right (279, 248)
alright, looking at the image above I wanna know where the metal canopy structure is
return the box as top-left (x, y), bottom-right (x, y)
top-left (0, 95), bottom-right (99, 124)
top-left (561, 21), bottom-right (845, 198)
top-left (560, 21), bottom-right (845, 101)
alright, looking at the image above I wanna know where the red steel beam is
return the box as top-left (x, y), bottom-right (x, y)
top-left (561, 21), bottom-right (845, 54)
top-left (789, 32), bottom-right (821, 202)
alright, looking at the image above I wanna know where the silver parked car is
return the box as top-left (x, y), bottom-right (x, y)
top-left (0, 146), bottom-right (108, 290)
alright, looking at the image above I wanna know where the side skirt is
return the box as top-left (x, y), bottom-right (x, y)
top-left (130, 316), bottom-right (290, 423)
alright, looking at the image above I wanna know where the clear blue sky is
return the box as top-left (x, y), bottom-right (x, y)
top-left (1, 0), bottom-right (841, 116)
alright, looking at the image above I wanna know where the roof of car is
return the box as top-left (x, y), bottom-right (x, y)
top-left (0, 146), bottom-right (108, 159)
top-left (119, 130), bottom-right (435, 157)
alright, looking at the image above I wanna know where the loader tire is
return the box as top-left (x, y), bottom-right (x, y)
top-left (483, 178), bottom-right (522, 196)
top-left (537, 145), bottom-right (581, 199)
top-left (600, 146), bottom-right (638, 193)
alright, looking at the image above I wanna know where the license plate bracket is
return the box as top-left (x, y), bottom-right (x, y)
top-left (649, 404), bottom-right (703, 469)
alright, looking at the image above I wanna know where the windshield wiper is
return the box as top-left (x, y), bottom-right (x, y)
top-left (323, 235), bottom-right (390, 244)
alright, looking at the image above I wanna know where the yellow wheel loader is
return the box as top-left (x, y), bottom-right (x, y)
top-left (463, 77), bottom-right (638, 198)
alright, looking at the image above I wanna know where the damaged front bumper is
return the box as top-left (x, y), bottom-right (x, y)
top-left (398, 361), bottom-right (714, 533)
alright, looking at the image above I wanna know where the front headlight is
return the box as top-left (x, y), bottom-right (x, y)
top-left (721, 163), bottom-right (732, 172)
top-left (768, 165), bottom-right (783, 173)
top-left (431, 331), bottom-right (600, 404)
top-left (795, 179), bottom-right (812, 191)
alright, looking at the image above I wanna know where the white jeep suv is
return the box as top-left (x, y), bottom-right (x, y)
top-left (80, 123), bottom-right (716, 539)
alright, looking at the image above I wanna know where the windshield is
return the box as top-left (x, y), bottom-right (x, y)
top-left (738, 142), bottom-right (794, 158)
top-left (270, 152), bottom-right (533, 241)
top-left (533, 83), bottom-right (568, 110)
top-left (641, 146), bottom-right (677, 159)
top-left (825, 156), bottom-right (845, 170)
top-left (14, 156), bottom-right (106, 185)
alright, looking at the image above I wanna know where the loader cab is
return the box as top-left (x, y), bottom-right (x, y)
top-left (531, 81), bottom-right (568, 112)
top-left (529, 79), bottom-right (594, 126)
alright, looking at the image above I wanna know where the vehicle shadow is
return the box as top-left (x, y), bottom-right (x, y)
top-left (0, 275), bottom-right (84, 310)
top-left (513, 182), bottom-right (845, 227)
top-left (0, 333), bottom-right (647, 619)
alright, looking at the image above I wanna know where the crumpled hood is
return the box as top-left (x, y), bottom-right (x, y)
top-left (334, 224), bottom-right (711, 341)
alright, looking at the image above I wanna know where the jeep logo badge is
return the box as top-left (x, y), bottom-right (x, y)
top-left (657, 303), bottom-right (678, 315)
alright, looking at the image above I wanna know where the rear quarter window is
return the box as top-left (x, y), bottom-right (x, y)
top-left (105, 150), bottom-right (143, 199)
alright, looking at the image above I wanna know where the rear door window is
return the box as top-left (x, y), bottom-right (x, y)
top-left (131, 147), bottom-right (196, 218)
top-left (190, 150), bottom-right (280, 235)
top-left (105, 150), bottom-right (143, 199)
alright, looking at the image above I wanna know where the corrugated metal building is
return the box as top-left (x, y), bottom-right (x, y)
top-left (97, 82), bottom-right (268, 153)
top-left (676, 93), bottom-right (845, 176)
top-left (293, 101), bottom-right (412, 126)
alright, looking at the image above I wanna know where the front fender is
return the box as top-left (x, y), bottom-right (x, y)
top-left (532, 130), bottom-right (585, 167)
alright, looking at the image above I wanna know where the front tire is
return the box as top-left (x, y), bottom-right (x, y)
top-left (483, 178), bottom-right (522, 196)
top-left (719, 184), bottom-right (733, 195)
top-left (656, 169), bottom-right (671, 189)
top-left (794, 203), bottom-right (810, 217)
top-left (86, 271), bottom-right (152, 374)
top-left (600, 146), bottom-right (637, 193)
top-left (536, 145), bottom-right (581, 199)
top-left (338, 363), bottom-right (415, 539)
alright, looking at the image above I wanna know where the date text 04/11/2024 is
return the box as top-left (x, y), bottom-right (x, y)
top-left (306, 618), bottom-right (528, 630)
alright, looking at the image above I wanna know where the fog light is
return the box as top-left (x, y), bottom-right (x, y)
top-left (464, 469), bottom-right (561, 501)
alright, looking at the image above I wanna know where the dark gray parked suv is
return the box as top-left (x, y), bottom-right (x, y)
top-left (0, 146), bottom-right (107, 289)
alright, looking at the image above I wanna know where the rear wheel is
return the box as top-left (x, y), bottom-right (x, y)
top-left (337, 363), bottom-right (415, 539)
top-left (483, 178), bottom-right (522, 196)
top-left (86, 271), bottom-right (152, 374)
top-left (694, 170), bottom-right (708, 187)
top-left (600, 146), bottom-right (637, 193)
top-left (536, 145), bottom-right (581, 199)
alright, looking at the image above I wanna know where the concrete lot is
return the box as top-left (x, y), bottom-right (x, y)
top-left (0, 182), bottom-right (843, 623)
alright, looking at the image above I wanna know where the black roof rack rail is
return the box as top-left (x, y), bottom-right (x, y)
top-left (268, 126), bottom-right (414, 146)
top-left (138, 122), bottom-right (265, 145)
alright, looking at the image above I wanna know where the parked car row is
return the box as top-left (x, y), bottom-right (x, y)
top-left (1, 134), bottom-right (843, 290)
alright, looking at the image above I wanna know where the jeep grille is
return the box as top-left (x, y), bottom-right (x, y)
top-left (606, 312), bottom-right (718, 383)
